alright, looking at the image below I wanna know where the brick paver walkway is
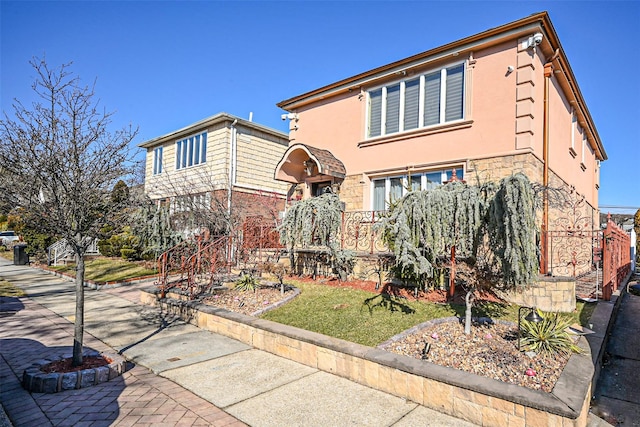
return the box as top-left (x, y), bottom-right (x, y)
top-left (0, 292), bottom-right (246, 427)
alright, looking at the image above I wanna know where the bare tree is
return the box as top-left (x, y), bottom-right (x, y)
top-left (0, 58), bottom-right (138, 366)
top-left (145, 162), bottom-right (284, 237)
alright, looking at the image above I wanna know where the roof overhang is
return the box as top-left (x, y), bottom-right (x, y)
top-left (274, 143), bottom-right (346, 184)
top-left (277, 13), bottom-right (550, 111)
top-left (138, 112), bottom-right (288, 149)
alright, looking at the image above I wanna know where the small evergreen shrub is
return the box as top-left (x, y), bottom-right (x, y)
top-left (519, 310), bottom-right (583, 356)
top-left (120, 248), bottom-right (137, 260)
top-left (99, 227), bottom-right (141, 259)
top-left (235, 274), bottom-right (259, 292)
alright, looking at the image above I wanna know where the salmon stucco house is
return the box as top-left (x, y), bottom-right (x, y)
top-left (140, 113), bottom-right (290, 234)
top-left (275, 11), bottom-right (607, 283)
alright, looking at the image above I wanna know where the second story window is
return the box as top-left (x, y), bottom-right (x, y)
top-left (367, 63), bottom-right (465, 138)
top-left (176, 131), bottom-right (207, 170)
top-left (153, 146), bottom-right (163, 175)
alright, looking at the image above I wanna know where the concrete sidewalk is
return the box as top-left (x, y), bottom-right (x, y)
top-left (0, 258), bottom-right (474, 427)
top-left (591, 274), bottom-right (640, 426)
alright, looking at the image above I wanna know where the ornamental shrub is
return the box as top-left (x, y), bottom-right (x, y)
top-left (519, 309), bottom-right (583, 356)
top-left (235, 274), bottom-right (259, 292)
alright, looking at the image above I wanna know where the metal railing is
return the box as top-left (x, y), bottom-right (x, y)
top-left (156, 235), bottom-right (206, 298)
top-left (340, 210), bottom-right (389, 253)
top-left (601, 215), bottom-right (632, 300)
top-left (183, 235), bottom-right (230, 299)
top-left (47, 238), bottom-right (100, 266)
top-left (155, 218), bottom-right (283, 299)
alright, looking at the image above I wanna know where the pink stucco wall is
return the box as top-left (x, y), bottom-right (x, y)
top-left (286, 38), bottom-right (600, 212)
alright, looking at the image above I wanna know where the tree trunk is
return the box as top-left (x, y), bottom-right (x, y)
top-left (464, 289), bottom-right (473, 335)
top-left (72, 252), bottom-right (85, 366)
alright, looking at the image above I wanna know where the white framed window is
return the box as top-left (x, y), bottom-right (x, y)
top-left (176, 132), bottom-right (207, 170)
top-left (571, 111), bottom-right (577, 151)
top-left (153, 146), bottom-right (163, 175)
top-left (580, 131), bottom-right (589, 171)
top-left (367, 63), bottom-right (465, 138)
top-left (371, 167), bottom-right (463, 210)
top-left (169, 192), bottom-right (211, 215)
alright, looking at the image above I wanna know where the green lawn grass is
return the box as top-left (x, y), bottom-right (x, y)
top-left (0, 279), bottom-right (26, 297)
top-left (262, 279), bottom-right (597, 347)
top-left (50, 257), bottom-right (156, 283)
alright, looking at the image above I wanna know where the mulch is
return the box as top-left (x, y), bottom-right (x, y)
top-left (40, 355), bottom-right (113, 374)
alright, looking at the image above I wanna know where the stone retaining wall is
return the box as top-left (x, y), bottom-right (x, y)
top-left (140, 288), bottom-right (593, 427)
top-left (500, 276), bottom-right (577, 313)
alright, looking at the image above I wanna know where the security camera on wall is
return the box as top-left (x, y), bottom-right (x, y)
top-left (522, 32), bottom-right (544, 50)
top-left (532, 33), bottom-right (543, 46)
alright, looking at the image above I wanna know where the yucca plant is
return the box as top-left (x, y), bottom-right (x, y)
top-left (235, 274), bottom-right (259, 292)
top-left (519, 309), bottom-right (583, 356)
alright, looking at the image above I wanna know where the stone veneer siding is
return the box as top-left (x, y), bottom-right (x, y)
top-left (467, 153), bottom-right (543, 185)
top-left (339, 174), bottom-right (364, 212)
top-left (140, 288), bottom-right (593, 427)
top-left (338, 152), bottom-right (545, 212)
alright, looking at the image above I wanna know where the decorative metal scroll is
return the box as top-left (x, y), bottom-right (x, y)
top-left (547, 192), bottom-right (598, 278)
top-left (156, 237), bottom-right (202, 297)
top-left (340, 210), bottom-right (390, 253)
top-left (183, 235), bottom-right (230, 299)
top-left (601, 215), bottom-right (632, 300)
top-left (156, 217), bottom-right (285, 299)
top-left (239, 217), bottom-right (282, 261)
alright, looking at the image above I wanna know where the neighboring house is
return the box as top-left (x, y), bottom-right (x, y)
top-left (140, 113), bottom-right (290, 235)
top-left (275, 12), bottom-right (607, 279)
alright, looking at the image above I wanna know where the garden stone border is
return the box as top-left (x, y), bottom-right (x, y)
top-left (22, 351), bottom-right (128, 393)
top-left (163, 281), bottom-right (301, 317)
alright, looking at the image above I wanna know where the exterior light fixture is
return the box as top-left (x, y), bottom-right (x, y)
top-left (518, 306), bottom-right (544, 352)
top-left (303, 160), bottom-right (316, 176)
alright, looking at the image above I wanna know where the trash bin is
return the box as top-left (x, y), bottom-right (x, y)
top-left (13, 244), bottom-right (29, 265)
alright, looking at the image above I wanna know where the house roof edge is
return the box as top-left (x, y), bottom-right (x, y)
top-left (138, 112), bottom-right (288, 149)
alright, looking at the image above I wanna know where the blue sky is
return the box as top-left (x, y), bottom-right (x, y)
top-left (2, 1), bottom-right (639, 213)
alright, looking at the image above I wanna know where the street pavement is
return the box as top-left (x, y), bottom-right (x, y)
top-left (0, 258), bottom-right (476, 426)
top-left (591, 274), bottom-right (640, 427)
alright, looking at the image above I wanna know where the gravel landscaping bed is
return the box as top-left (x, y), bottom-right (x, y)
top-left (379, 318), bottom-right (570, 392)
top-left (201, 277), bottom-right (572, 393)
top-left (202, 285), bottom-right (296, 316)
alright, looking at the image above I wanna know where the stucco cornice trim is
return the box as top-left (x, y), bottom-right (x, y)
top-left (358, 120), bottom-right (474, 148)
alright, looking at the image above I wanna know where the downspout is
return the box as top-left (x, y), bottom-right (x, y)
top-left (227, 119), bottom-right (238, 271)
top-left (228, 119), bottom-right (238, 223)
top-left (541, 49), bottom-right (559, 275)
